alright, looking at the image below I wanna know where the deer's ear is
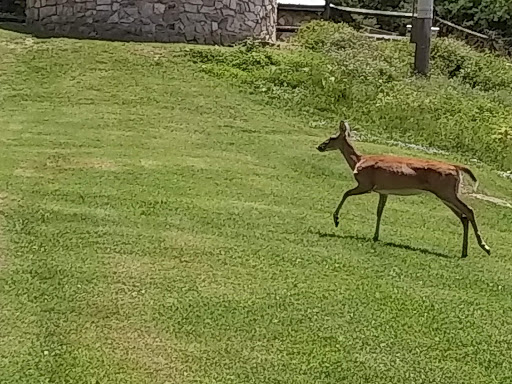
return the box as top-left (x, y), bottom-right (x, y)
top-left (342, 121), bottom-right (351, 135)
top-left (339, 120), bottom-right (345, 133)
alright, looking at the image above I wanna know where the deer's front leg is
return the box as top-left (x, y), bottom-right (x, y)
top-left (373, 194), bottom-right (388, 242)
top-left (333, 184), bottom-right (372, 228)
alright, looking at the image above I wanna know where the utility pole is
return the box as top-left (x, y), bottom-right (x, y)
top-left (412, 0), bottom-right (434, 75)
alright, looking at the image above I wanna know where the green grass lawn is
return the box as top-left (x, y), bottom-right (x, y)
top-left (1, 28), bottom-right (512, 383)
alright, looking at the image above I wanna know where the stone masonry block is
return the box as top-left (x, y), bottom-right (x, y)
top-left (26, 7), bottom-right (39, 20)
top-left (124, 6), bottom-right (138, 17)
top-left (147, 13), bottom-right (162, 23)
top-left (153, 3), bottom-right (165, 14)
top-left (140, 2), bottom-right (153, 17)
top-left (183, 3), bottom-right (197, 12)
top-left (119, 15), bottom-right (134, 23)
top-left (94, 10), bottom-right (111, 21)
top-left (163, 8), bottom-right (179, 23)
top-left (39, 5), bottom-right (57, 18)
top-left (107, 11), bottom-right (119, 22)
top-left (221, 8), bottom-right (234, 17)
top-left (199, 5), bottom-right (215, 13)
top-left (61, 5), bottom-right (74, 16)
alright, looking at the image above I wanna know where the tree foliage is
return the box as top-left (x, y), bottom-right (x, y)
top-left (334, 0), bottom-right (512, 38)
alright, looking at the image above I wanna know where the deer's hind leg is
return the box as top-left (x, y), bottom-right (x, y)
top-left (442, 202), bottom-right (470, 258)
top-left (437, 192), bottom-right (491, 256)
top-left (451, 197), bottom-right (491, 255)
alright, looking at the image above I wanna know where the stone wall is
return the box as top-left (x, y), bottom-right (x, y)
top-left (25, 0), bottom-right (277, 45)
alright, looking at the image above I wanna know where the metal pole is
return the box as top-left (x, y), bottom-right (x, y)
top-left (414, 0), bottom-right (434, 75)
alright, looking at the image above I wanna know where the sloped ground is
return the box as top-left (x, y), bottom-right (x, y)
top-left (1, 28), bottom-right (512, 383)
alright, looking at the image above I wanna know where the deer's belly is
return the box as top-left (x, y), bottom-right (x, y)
top-left (375, 189), bottom-right (425, 196)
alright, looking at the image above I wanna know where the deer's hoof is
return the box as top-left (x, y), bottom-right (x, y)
top-left (333, 215), bottom-right (339, 228)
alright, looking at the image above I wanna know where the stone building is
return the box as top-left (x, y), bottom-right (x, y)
top-left (24, 0), bottom-right (277, 44)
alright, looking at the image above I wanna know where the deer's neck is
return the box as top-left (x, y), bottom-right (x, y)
top-left (339, 141), bottom-right (362, 171)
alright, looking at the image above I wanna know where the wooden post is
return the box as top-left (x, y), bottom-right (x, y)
top-left (323, 0), bottom-right (331, 21)
top-left (413, 0), bottom-right (433, 75)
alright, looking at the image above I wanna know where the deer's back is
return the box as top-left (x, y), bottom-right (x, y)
top-left (354, 155), bottom-right (459, 193)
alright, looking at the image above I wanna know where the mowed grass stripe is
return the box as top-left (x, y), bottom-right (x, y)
top-left (0, 29), bottom-right (512, 383)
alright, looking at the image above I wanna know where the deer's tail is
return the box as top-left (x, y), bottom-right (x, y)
top-left (458, 166), bottom-right (479, 193)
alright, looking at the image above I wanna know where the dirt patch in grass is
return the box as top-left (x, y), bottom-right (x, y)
top-left (46, 157), bottom-right (119, 171)
top-left (109, 323), bottom-right (186, 383)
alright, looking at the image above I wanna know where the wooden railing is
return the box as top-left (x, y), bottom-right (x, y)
top-left (277, 2), bottom-right (512, 55)
top-left (329, 4), bottom-right (412, 18)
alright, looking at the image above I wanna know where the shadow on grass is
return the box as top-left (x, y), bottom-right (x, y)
top-left (313, 231), bottom-right (452, 259)
top-left (0, 22), bottom-right (151, 43)
top-left (0, 22), bottom-right (31, 34)
top-left (0, 21), bottom-right (249, 46)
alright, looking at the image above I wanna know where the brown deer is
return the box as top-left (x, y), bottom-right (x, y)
top-left (316, 120), bottom-right (491, 258)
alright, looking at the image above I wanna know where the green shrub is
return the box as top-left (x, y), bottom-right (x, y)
top-left (189, 21), bottom-right (512, 170)
top-left (294, 21), bottom-right (368, 51)
top-left (435, 0), bottom-right (512, 39)
top-left (431, 38), bottom-right (512, 91)
top-left (190, 39), bottom-right (348, 110)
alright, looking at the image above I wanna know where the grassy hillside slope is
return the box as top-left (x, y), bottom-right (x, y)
top-left (191, 22), bottom-right (512, 171)
top-left (1, 26), bottom-right (512, 384)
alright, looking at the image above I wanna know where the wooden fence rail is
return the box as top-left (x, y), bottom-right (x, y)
top-left (330, 4), bottom-right (412, 18)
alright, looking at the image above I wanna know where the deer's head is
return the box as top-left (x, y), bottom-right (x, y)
top-left (317, 121), bottom-right (352, 152)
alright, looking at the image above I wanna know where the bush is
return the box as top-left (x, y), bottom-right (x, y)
top-left (435, 0), bottom-right (512, 39)
top-left (431, 38), bottom-right (512, 91)
top-left (189, 21), bottom-right (512, 170)
top-left (190, 40), bottom-right (348, 112)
